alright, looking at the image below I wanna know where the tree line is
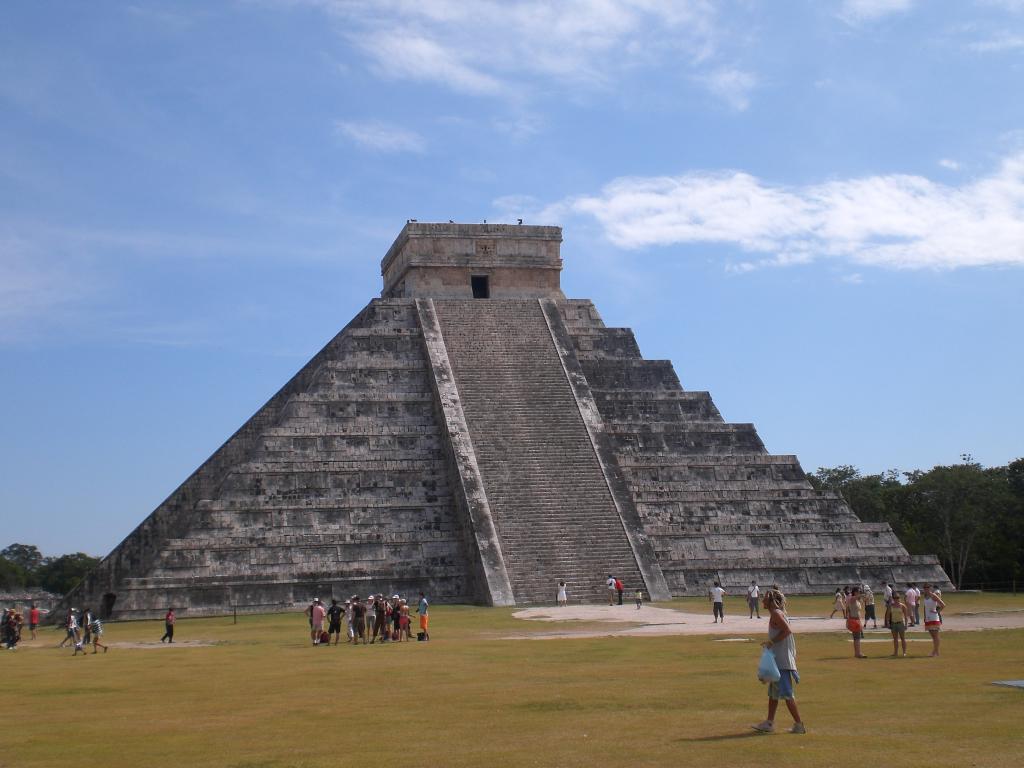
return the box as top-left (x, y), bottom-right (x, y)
top-left (0, 544), bottom-right (100, 596)
top-left (807, 456), bottom-right (1024, 590)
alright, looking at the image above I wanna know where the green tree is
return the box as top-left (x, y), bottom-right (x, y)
top-left (807, 465), bottom-right (902, 523)
top-left (897, 460), bottom-right (1014, 589)
top-left (35, 553), bottom-right (101, 595)
top-left (0, 557), bottom-right (27, 590)
top-left (1, 543), bottom-right (44, 572)
top-left (810, 459), bottom-right (1024, 590)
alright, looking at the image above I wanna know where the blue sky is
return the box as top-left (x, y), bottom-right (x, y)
top-left (2, 0), bottom-right (1022, 557)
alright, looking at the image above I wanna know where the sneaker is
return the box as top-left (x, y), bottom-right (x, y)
top-left (752, 720), bottom-right (775, 733)
top-left (790, 723), bottom-right (806, 734)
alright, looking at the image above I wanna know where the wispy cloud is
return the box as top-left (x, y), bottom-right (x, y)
top-left (0, 248), bottom-right (88, 323)
top-left (698, 68), bottom-right (757, 111)
top-left (938, 158), bottom-right (961, 170)
top-left (334, 119), bottom-right (426, 153)
top-left (966, 32), bottom-right (1024, 52)
top-left (298, 1), bottom-right (748, 109)
top-left (552, 152), bottom-right (1024, 270)
top-left (839, 0), bottom-right (915, 23)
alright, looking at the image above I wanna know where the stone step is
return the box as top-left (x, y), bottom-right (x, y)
top-left (434, 298), bottom-right (646, 604)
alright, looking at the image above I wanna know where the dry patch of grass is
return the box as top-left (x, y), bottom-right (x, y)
top-left (2, 595), bottom-right (1022, 767)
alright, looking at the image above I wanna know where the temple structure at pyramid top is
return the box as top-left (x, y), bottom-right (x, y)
top-left (63, 222), bottom-right (951, 620)
top-left (381, 222), bottom-right (565, 300)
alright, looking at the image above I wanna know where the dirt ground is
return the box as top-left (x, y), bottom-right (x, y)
top-left (509, 604), bottom-right (1024, 639)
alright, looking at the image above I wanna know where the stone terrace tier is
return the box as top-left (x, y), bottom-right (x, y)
top-left (68, 300), bottom-right (479, 619)
top-left (558, 299), bottom-right (952, 594)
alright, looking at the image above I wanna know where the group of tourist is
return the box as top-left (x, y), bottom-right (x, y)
top-left (304, 592), bottom-right (429, 646)
top-left (686, 576), bottom-right (950, 736)
top-left (605, 574), bottom-right (626, 605)
top-left (838, 582), bottom-right (946, 658)
top-left (57, 606), bottom-right (108, 655)
top-left (2, 607), bottom-right (25, 649)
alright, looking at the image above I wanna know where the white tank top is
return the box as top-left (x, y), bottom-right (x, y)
top-left (923, 597), bottom-right (940, 623)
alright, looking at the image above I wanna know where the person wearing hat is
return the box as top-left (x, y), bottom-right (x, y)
top-left (308, 598), bottom-right (326, 646)
top-left (344, 599), bottom-right (354, 643)
top-left (399, 599), bottom-right (410, 641)
top-left (391, 596), bottom-right (402, 641)
top-left (351, 597), bottom-right (367, 645)
top-left (60, 608), bottom-right (80, 648)
top-left (371, 595), bottom-right (389, 643)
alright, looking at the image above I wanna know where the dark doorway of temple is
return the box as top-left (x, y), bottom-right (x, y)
top-left (471, 275), bottom-right (489, 298)
top-left (101, 592), bottom-right (117, 619)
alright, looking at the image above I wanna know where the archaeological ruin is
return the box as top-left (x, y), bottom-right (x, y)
top-left (65, 223), bottom-right (952, 618)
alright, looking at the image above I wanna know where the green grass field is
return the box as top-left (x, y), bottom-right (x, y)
top-left (2, 593), bottom-right (1022, 768)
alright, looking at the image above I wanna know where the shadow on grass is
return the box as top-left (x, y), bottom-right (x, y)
top-left (677, 731), bottom-right (764, 742)
top-left (815, 655), bottom-right (931, 661)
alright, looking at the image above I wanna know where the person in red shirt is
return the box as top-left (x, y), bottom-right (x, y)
top-left (160, 607), bottom-right (176, 643)
top-left (28, 603), bottom-right (41, 640)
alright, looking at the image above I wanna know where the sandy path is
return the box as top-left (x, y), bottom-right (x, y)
top-left (509, 605), bottom-right (1024, 640)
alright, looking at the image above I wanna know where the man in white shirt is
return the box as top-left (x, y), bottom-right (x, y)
top-left (607, 574), bottom-right (616, 606)
top-left (905, 584), bottom-right (920, 626)
top-left (883, 583), bottom-right (894, 628)
top-left (709, 582), bottom-right (726, 623)
top-left (747, 581), bottom-right (761, 619)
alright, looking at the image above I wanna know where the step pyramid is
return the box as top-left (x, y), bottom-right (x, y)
top-left (65, 223), bottom-right (951, 619)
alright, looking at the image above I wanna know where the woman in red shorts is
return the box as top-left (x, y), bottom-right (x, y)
top-left (921, 584), bottom-right (946, 657)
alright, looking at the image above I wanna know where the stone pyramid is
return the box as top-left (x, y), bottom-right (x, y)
top-left (67, 223), bottom-right (951, 619)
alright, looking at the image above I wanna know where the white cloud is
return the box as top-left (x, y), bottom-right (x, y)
top-left (979, 1), bottom-right (1024, 11)
top-left (841, 272), bottom-right (864, 284)
top-left (839, 0), bottom-right (915, 23)
top-left (334, 119), bottom-right (426, 153)
top-left (938, 158), bottom-right (961, 170)
top-left (299, 1), bottom-right (745, 108)
top-left (698, 67), bottom-right (757, 111)
top-left (358, 32), bottom-right (502, 94)
top-left (966, 32), bottom-right (1024, 52)
top-left (491, 112), bottom-right (544, 141)
top-left (557, 152), bottom-right (1024, 270)
top-left (0, 251), bottom-right (83, 322)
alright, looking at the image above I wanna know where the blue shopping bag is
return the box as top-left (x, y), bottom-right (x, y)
top-left (757, 647), bottom-right (781, 683)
